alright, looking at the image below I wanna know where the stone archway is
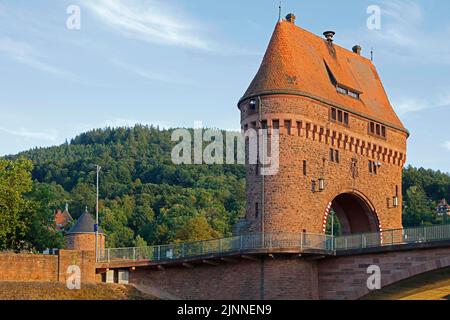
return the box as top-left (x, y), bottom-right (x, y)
top-left (325, 192), bottom-right (380, 235)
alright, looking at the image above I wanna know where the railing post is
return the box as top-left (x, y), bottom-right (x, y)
top-left (133, 247), bottom-right (136, 261)
top-left (107, 248), bottom-right (110, 263)
top-left (157, 245), bottom-right (161, 261)
top-left (182, 243), bottom-right (185, 258)
top-left (240, 235), bottom-right (243, 250)
top-left (300, 233), bottom-right (303, 250)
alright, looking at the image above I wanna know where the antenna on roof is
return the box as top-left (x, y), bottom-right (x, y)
top-left (278, 0), bottom-right (282, 21)
top-left (371, 47), bottom-right (374, 62)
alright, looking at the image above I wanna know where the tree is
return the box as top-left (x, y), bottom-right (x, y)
top-left (403, 186), bottom-right (436, 227)
top-left (0, 158), bottom-right (34, 251)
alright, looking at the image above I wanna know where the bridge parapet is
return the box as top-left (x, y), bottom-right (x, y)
top-left (98, 224), bottom-right (450, 267)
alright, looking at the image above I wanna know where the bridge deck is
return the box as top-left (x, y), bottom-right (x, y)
top-left (97, 224), bottom-right (450, 270)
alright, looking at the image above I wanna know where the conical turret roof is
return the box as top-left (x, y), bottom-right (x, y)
top-left (67, 210), bottom-right (104, 235)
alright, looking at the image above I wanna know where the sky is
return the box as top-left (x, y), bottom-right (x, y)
top-left (0, 0), bottom-right (449, 172)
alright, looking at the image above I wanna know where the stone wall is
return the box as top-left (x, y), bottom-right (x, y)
top-left (0, 250), bottom-right (97, 284)
top-left (130, 257), bottom-right (319, 300)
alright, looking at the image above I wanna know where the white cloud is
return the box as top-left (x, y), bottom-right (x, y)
top-left (82, 0), bottom-right (211, 50)
top-left (393, 90), bottom-right (450, 115)
top-left (0, 126), bottom-right (58, 142)
top-left (110, 58), bottom-right (192, 85)
top-left (0, 37), bottom-right (74, 78)
top-left (443, 141), bottom-right (450, 152)
top-left (365, 0), bottom-right (450, 65)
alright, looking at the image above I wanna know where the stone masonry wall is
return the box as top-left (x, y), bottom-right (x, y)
top-left (130, 257), bottom-right (319, 300)
top-left (0, 250), bottom-right (97, 284)
top-left (240, 94), bottom-right (407, 235)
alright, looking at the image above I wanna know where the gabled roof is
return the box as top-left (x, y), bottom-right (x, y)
top-left (67, 211), bottom-right (104, 235)
top-left (240, 19), bottom-right (408, 133)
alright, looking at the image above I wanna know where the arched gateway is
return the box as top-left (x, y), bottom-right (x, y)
top-left (235, 13), bottom-right (409, 236)
top-left (325, 191), bottom-right (381, 235)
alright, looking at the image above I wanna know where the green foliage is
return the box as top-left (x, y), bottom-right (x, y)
top-left (0, 159), bottom-right (63, 251)
top-left (402, 165), bottom-right (450, 227)
top-left (10, 126), bottom-right (246, 248)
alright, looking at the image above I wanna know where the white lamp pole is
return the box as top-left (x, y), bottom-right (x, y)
top-left (95, 165), bottom-right (101, 262)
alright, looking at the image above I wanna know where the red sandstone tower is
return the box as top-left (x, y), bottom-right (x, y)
top-left (66, 208), bottom-right (106, 252)
top-left (238, 14), bottom-right (408, 236)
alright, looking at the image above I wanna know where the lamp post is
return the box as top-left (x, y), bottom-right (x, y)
top-left (331, 209), bottom-right (335, 251)
top-left (95, 165), bottom-right (101, 262)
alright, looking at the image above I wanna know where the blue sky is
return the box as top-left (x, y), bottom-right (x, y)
top-left (0, 0), bottom-right (449, 172)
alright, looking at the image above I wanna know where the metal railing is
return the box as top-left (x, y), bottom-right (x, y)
top-left (334, 223), bottom-right (450, 251)
top-left (98, 232), bottom-right (333, 263)
top-left (98, 224), bottom-right (450, 264)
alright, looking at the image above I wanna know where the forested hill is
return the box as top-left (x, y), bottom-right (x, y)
top-left (5, 125), bottom-right (450, 250)
top-left (11, 125), bottom-right (246, 248)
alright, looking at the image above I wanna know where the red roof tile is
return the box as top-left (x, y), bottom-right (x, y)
top-left (241, 20), bottom-right (407, 133)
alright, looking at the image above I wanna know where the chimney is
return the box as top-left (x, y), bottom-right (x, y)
top-left (285, 13), bottom-right (296, 24)
top-left (323, 31), bottom-right (336, 43)
top-left (352, 45), bottom-right (362, 55)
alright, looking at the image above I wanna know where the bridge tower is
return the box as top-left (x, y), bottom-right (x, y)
top-left (237, 13), bottom-right (408, 236)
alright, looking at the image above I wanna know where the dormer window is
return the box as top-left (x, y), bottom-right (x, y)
top-left (337, 85), bottom-right (360, 99)
top-left (337, 86), bottom-right (347, 95)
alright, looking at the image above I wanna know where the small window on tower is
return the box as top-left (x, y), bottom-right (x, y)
top-left (370, 122), bottom-right (375, 134)
top-left (331, 108), bottom-right (337, 121)
top-left (261, 120), bottom-right (268, 130)
top-left (303, 160), bottom-right (307, 176)
top-left (338, 110), bottom-right (343, 123)
top-left (255, 203), bottom-right (259, 219)
top-left (285, 120), bottom-right (292, 135)
top-left (344, 113), bottom-right (349, 126)
top-left (249, 99), bottom-right (257, 111)
top-left (272, 120), bottom-right (280, 130)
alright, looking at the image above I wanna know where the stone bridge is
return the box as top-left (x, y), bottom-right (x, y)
top-left (96, 225), bottom-right (450, 300)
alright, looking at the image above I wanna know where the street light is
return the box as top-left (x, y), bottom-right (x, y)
top-left (95, 165), bottom-right (101, 262)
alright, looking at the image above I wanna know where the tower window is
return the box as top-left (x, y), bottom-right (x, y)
top-left (285, 120), bottom-right (292, 135)
top-left (330, 107), bottom-right (349, 126)
top-left (331, 108), bottom-right (337, 121)
top-left (369, 121), bottom-right (387, 139)
top-left (297, 121), bottom-right (302, 136)
top-left (249, 99), bottom-right (257, 111)
top-left (261, 120), bottom-right (268, 130)
top-left (369, 161), bottom-right (379, 175)
top-left (255, 203), bottom-right (259, 218)
top-left (330, 148), bottom-right (340, 163)
top-left (303, 160), bottom-right (307, 176)
top-left (272, 120), bottom-right (280, 130)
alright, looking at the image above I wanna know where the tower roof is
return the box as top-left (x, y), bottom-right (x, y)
top-left (67, 210), bottom-right (104, 235)
top-left (240, 18), bottom-right (407, 133)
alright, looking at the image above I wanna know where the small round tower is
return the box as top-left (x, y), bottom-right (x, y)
top-left (66, 208), bottom-right (105, 252)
